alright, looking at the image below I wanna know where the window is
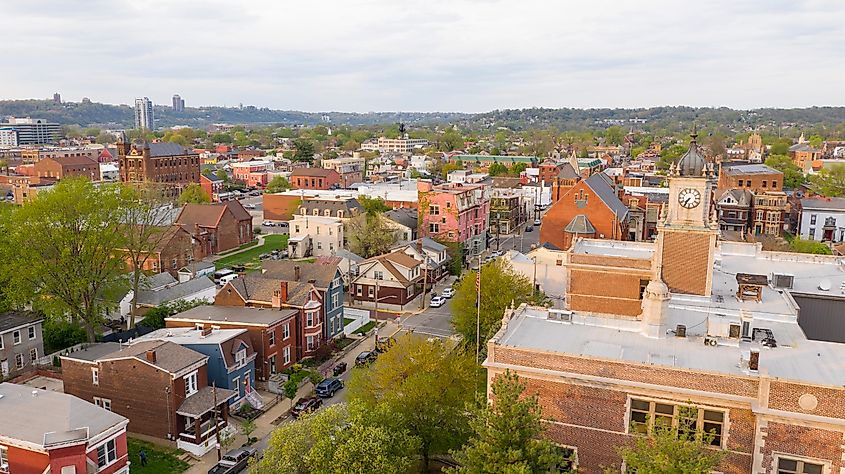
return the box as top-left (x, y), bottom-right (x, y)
top-left (307, 335), bottom-right (317, 351)
top-left (268, 330), bottom-right (276, 346)
top-left (429, 222), bottom-right (439, 233)
top-left (628, 398), bottom-right (725, 447)
top-left (13, 331), bottom-right (21, 345)
top-left (0, 336), bottom-right (3, 350)
top-left (94, 397), bottom-right (112, 411)
top-left (30, 348), bottom-right (38, 361)
top-left (1, 446), bottom-right (9, 472)
top-left (356, 285), bottom-right (362, 296)
top-left (312, 208), bottom-right (319, 216)
top-left (777, 458), bottom-right (824, 474)
top-left (746, 180), bottom-right (752, 187)
top-left (811, 214), bottom-right (817, 225)
top-left (269, 355), bottom-right (277, 374)
top-left (96, 439), bottom-right (117, 468)
top-left (92, 368), bottom-right (99, 385)
top-left (185, 371), bottom-right (198, 396)
top-left (306, 311), bottom-right (316, 327)
top-left (772, 180), bottom-right (777, 188)
top-left (317, 241), bottom-right (322, 250)
top-left (762, 180), bottom-right (767, 188)
top-left (232, 377), bottom-right (239, 396)
top-left (553, 446), bottom-right (577, 472)
top-left (283, 346), bottom-right (291, 364)
top-left (429, 205), bottom-right (440, 215)
top-left (195, 323), bottom-right (204, 331)
top-left (28, 326), bottom-right (36, 340)
top-left (374, 270), bottom-right (384, 280)
top-left (283, 323), bottom-right (290, 340)
top-left (809, 228), bottom-right (816, 239)
top-left (324, 209), bottom-right (330, 217)
top-left (235, 348), bottom-right (247, 365)
top-left (368, 286), bottom-right (375, 297)
top-left (13, 353), bottom-right (23, 370)
top-left (332, 293), bottom-right (339, 307)
top-left (446, 201), bottom-right (451, 209)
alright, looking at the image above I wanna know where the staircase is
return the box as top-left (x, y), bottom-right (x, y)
top-left (245, 387), bottom-right (264, 410)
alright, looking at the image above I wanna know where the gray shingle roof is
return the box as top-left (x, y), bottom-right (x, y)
top-left (385, 208), bottom-right (417, 229)
top-left (584, 174), bottom-right (629, 221)
top-left (144, 272), bottom-right (178, 291)
top-left (148, 142), bottom-right (197, 157)
top-left (0, 383), bottom-right (128, 447)
top-left (0, 311), bottom-right (43, 334)
top-left (801, 197), bottom-right (845, 211)
top-left (136, 276), bottom-right (216, 307)
top-left (168, 305), bottom-right (298, 326)
top-left (177, 386), bottom-right (237, 417)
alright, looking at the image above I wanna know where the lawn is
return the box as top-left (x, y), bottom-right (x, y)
top-left (343, 318), bottom-right (354, 326)
top-left (215, 234), bottom-right (289, 270)
top-left (127, 438), bottom-right (189, 474)
top-left (354, 321), bottom-right (376, 335)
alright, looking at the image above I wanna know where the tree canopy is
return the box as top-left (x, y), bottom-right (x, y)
top-left (177, 183), bottom-right (211, 205)
top-left (293, 138), bottom-right (316, 162)
top-left (345, 213), bottom-right (398, 258)
top-left (765, 155), bottom-right (805, 189)
top-left (449, 370), bottom-right (574, 474)
top-left (266, 175), bottom-right (291, 194)
top-left (357, 195), bottom-right (391, 215)
top-left (809, 163), bottom-right (845, 197)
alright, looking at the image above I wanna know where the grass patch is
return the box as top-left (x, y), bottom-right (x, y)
top-left (335, 336), bottom-right (355, 350)
top-left (354, 321), bottom-right (376, 335)
top-left (343, 318), bottom-right (354, 326)
top-left (127, 438), bottom-right (189, 474)
top-left (216, 234), bottom-right (289, 269)
top-left (218, 239), bottom-right (260, 256)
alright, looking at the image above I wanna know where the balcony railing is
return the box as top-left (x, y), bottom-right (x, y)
top-left (179, 418), bottom-right (227, 444)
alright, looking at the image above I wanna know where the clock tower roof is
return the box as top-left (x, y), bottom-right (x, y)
top-left (675, 127), bottom-right (708, 177)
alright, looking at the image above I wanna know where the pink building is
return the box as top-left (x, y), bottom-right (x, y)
top-left (231, 161), bottom-right (271, 183)
top-left (418, 180), bottom-right (491, 257)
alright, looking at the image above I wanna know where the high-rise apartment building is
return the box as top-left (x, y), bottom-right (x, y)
top-left (134, 97), bottom-right (154, 129)
top-left (172, 94), bottom-right (185, 112)
top-left (0, 117), bottom-right (61, 145)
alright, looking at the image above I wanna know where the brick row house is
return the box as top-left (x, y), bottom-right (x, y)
top-left (483, 134), bottom-right (845, 473)
top-left (61, 340), bottom-right (236, 457)
top-left (716, 163), bottom-right (789, 237)
top-left (351, 250), bottom-right (424, 310)
top-left (117, 141), bottom-right (201, 198)
top-left (289, 168), bottom-right (342, 190)
top-left (0, 383), bottom-right (130, 474)
top-left (175, 200), bottom-right (254, 256)
top-left (417, 180), bottom-right (491, 258)
top-left (166, 306), bottom-right (298, 381)
top-left (0, 311), bottom-right (45, 379)
top-left (200, 173), bottom-right (224, 201)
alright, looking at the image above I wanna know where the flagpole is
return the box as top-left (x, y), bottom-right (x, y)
top-left (476, 255), bottom-right (481, 365)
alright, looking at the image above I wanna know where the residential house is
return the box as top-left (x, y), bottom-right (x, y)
top-left (716, 188), bottom-right (753, 235)
top-left (200, 173), bottom-right (224, 201)
top-left (117, 141), bottom-right (201, 198)
top-left (138, 327), bottom-right (259, 409)
top-left (397, 237), bottom-right (449, 284)
top-left (295, 197), bottom-right (363, 220)
top-left (31, 155), bottom-right (99, 181)
top-left (334, 249), bottom-right (364, 287)
top-left (718, 163), bottom-right (783, 193)
top-left (540, 173), bottom-right (629, 250)
top-left (175, 200), bottom-right (254, 255)
top-left (351, 250), bottom-right (424, 310)
top-left (384, 208), bottom-right (418, 242)
top-left (61, 340), bottom-right (235, 457)
top-left (167, 306), bottom-right (298, 380)
top-left (537, 159), bottom-right (562, 184)
top-left (287, 214), bottom-right (344, 258)
top-left (490, 192), bottom-right (524, 236)
top-left (120, 224), bottom-right (195, 277)
top-left (0, 311), bottom-right (45, 378)
top-left (797, 197), bottom-right (845, 243)
top-left (321, 156), bottom-right (365, 188)
top-left (116, 273), bottom-right (216, 318)
top-left (0, 383), bottom-right (130, 474)
top-left (230, 161), bottom-right (271, 188)
top-left (752, 191), bottom-right (789, 236)
top-left (177, 261), bottom-right (216, 283)
top-left (417, 180), bottom-right (491, 257)
top-left (290, 168), bottom-right (341, 190)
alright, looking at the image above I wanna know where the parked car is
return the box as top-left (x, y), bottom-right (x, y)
top-left (315, 378), bottom-right (344, 398)
top-left (441, 287), bottom-right (455, 298)
top-left (534, 218), bottom-right (542, 226)
top-left (332, 362), bottom-right (347, 376)
top-left (430, 295), bottom-right (447, 308)
top-left (208, 447), bottom-right (257, 474)
top-left (290, 397), bottom-right (323, 418)
top-left (259, 253), bottom-right (271, 260)
top-left (262, 220), bottom-right (276, 227)
top-left (249, 190), bottom-right (261, 196)
top-left (490, 250), bottom-right (504, 258)
top-left (244, 203), bottom-right (256, 210)
top-left (525, 225), bottom-right (534, 232)
top-left (355, 351), bottom-right (377, 366)
top-left (230, 264), bottom-right (246, 273)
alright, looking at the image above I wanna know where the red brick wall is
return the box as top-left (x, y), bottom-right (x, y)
top-left (661, 230), bottom-right (712, 295)
top-left (761, 422), bottom-right (844, 473)
top-left (49, 444), bottom-right (89, 474)
top-left (768, 381), bottom-right (845, 419)
top-left (540, 180), bottom-right (626, 249)
top-left (5, 444), bottom-right (50, 474)
top-left (263, 194), bottom-right (303, 221)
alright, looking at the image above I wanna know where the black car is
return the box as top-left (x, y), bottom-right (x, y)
top-left (332, 361), bottom-right (347, 376)
top-left (315, 378), bottom-right (344, 398)
top-left (290, 397), bottom-right (323, 418)
top-left (208, 447), bottom-right (257, 474)
top-left (355, 351), bottom-right (377, 366)
top-left (525, 225), bottom-right (534, 232)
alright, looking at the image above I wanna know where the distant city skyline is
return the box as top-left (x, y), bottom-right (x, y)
top-left (2, 0), bottom-right (845, 113)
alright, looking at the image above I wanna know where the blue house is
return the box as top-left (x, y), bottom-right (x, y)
top-left (139, 327), bottom-right (259, 408)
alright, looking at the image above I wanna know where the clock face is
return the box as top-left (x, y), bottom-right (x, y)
top-left (678, 188), bottom-right (701, 209)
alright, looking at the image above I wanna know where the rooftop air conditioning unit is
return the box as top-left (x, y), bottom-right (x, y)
top-left (703, 337), bottom-right (718, 347)
top-left (772, 273), bottom-right (794, 289)
top-left (548, 310), bottom-right (572, 323)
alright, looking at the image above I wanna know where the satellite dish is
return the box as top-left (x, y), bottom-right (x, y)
top-left (819, 279), bottom-right (832, 291)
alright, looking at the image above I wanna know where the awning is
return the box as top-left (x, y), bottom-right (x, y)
top-left (177, 387), bottom-right (237, 418)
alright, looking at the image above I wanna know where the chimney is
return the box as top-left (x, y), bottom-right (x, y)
top-left (202, 327), bottom-right (212, 337)
top-left (675, 324), bottom-right (686, 338)
top-left (294, 266), bottom-right (301, 281)
top-left (272, 281), bottom-right (288, 308)
top-left (146, 350), bottom-right (157, 363)
top-left (749, 349), bottom-right (760, 371)
top-left (416, 239), bottom-right (423, 253)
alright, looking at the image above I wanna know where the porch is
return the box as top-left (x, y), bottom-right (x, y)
top-left (176, 386), bottom-right (236, 457)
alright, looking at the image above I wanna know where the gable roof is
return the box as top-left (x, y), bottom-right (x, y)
top-left (291, 167), bottom-right (336, 178)
top-left (384, 208), bottom-right (418, 229)
top-left (0, 311), bottom-right (43, 334)
top-left (176, 201), bottom-right (251, 230)
top-left (148, 142), bottom-right (197, 158)
top-left (260, 259), bottom-right (341, 289)
top-left (558, 162), bottom-right (580, 179)
top-left (143, 272), bottom-right (178, 291)
top-left (0, 383), bottom-right (128, 447)
top-left (136, 276), bottom-right (216, 307)
top-left (224, 199), bottom-right (252, 221)
top-left (583, 174), bottom-right (629, 220)
top-left (226, 274), bottom-right (318, 306)
top-left (717, 188), bottom-right (753, 207)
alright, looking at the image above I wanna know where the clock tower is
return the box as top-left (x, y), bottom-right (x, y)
top-left (656, 128), bottom-right (718, 296)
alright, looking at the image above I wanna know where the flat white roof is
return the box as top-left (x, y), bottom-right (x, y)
top-left (571, 239), bottom-right (656, 260)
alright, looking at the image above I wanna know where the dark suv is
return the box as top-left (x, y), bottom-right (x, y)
top-left (315, 378), bottom-right (344, 398)
top-left (355, 351), bottom-right (377, 366)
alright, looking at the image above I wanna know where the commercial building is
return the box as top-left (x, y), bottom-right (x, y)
top-left (0, 117), bottom-right (61, 145)
top-left (117, 141), bottom-right (201, 197)
top-left (483, 131), bottom-right (845, 473)
top-left (290, 168), bottom-right (342, 190)
top-left (0, 383), bottom-right (130, 474)
top-left (134, 97), bottom-right (154, 130)
top-left (361, 137), bottom-right (429, 153)
top-left (321, 156), bottom-right (365, 188)
top-left (31, 155), bottom-right (99, 181)
top-left (417, 180), bottom-right (491, 257)
top-left (172, 94), bottom-right (185, 112)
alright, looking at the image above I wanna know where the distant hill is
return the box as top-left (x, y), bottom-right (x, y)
top-left (1, 99), bottom-right (844, 132)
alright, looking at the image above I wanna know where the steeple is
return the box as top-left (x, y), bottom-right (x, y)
top-left (568, 149), bottom-right (580, 175)
top-left (798, 132), bottom-right (807, 144)
top-left (675, 126), bottom-right (707, 177)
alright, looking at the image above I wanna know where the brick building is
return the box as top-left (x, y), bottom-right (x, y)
top-left (320, 156), bottom-right (365, 188)
top-left (120, 224), bottom-right (196, 277)
top-left (289, 168), bottom-right (342, 190)
top-left (200, 173), bottom-right (224, 201)
top-left (175, 200), bottom-right (253, 255)
top-left (790, 134), bottom-right (821, 172)
top-left (540, 173), bottom-right (629, 250)
top-left (0, 383), bottom-right (130, 474)
top-left (718, 163), bottom-right (783, 193)
top-left (166, 306), bottom-right (299, 381)
top-left (31, 155), bottom-right (99, 181)
top-left (417, 180), bottom-right (491, 257)
top-left (351, 250), bottom-right (425, 310)
top-left (117, 141), bottom-right (201, 197)
top-left (483, 131), bottom-right (845, 473)
top-left (61, 341), bottom-right (235, 457)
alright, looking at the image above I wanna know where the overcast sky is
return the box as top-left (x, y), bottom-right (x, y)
top-left (2, 0), bottom-right (844, 112)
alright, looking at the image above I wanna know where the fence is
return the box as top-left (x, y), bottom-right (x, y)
top-left (343, 307), bottom-right (371, 336)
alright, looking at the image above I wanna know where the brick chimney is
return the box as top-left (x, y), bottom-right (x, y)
top-left (272, 281), bottom-right (289, 308)
top-left (749, 349), bottom-right (760, 371)
top-left (146, 350), bottom-right (157, 363)
top-left (294, 266), bottom-right (301, 281)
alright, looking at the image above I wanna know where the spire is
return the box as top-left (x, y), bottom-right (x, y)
top-left (690, 122), bottom-right (698, 144)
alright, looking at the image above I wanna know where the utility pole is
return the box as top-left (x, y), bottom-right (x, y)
top-left (212, 382), bottom-right (221, 461)
top-left (475, 254), bottom-right (481, 365)
top-left (374, 277), bottom-right (379, 320)
top-left (420, 264), bottom-right (428, 310)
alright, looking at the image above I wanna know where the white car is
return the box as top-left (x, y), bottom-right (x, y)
top-left (430, 296), bottom-right (447, 308)
top-left (441, 287), bottom-right (455, 298)
top-left (534, 218), bottom-right (542, 226)
top-left (244, 204), bottom-right (256, 210)
top-left (262, 221), bottom-right (276, 227)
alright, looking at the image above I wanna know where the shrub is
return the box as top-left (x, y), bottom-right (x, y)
top-left (43, 319), bottom-right (87, 353)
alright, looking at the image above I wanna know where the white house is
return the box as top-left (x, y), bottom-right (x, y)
top-left (287, 214), bottom-right (344, 258)
top-left (799, 197), bottom-right (845, 243)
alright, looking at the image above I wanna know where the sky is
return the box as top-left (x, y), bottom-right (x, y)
top-left (2, 0), bottom-right (844, 112)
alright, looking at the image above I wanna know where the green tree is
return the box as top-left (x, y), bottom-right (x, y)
top-left (768, 138), bottom-right (792, 155)
top-left (809, 163), bottom-right (845, 197)
top-left (809, 134), bottom-right (824, 148)
top-left (449, 370), bottom-right (574, 474)
top-left (1, 178), bottom-right (128, 341)
top-left (604, 125), bottom-right (625, 146)
top-left (765, 155), bottom-right (805, 189)
top-left (658, 144), bottom-right (689, 170)
top-left (357, 195), bottom-right (390, 215)
top-left (266, 175), bottom-right (291, 194)
top-left (215, 169), bottom-right (230, 183)
top-left (607, 407), bottom-right (725, 474)
top-left (345, 214), bottom-right (398, 258)
top-left (790, 238), bottom-right (832, 255)
top-left (452, 260), bottom-right (541, 354)
top-left (177, 183), bottom-right (211, 205)
top-left (96, 132), bottom-right (115, 144)
top-left (487, 162), bottom-right (508, 176)
top-left (293, 138), bottom-right (316, 162)
top-left (256, 404), bottom-right (417, 474)
top-left (510, 162), bottom-right (528, 176)
top-left (347, 335), bottom-right (479, 471)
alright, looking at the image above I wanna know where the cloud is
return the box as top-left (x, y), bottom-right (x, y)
top-left (1, 0), bottom-right (843, 112)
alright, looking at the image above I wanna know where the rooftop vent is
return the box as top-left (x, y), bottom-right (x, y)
top-left (749, 349), bottom-right (760, 371)
top-left (675, 325), bottom-right (686, 337)
top-left (772, 273), bottom-right (794, 289)
top-left (819, 279), bottom-right (832, 291)
top-left (547, 310), bottom-right (572, 322)
top-left (146, 350), bottom-right (157, 363)
top-left (703, 337), bottom-right (718, 347)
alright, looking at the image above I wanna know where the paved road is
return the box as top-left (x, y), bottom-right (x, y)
top-left (398, 278), bottom-right (459, 339)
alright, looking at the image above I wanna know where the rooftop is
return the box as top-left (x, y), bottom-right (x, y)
top-left (62, 340), bottom-right (207, 375)
top-left (0, 310), bottom-right (43, 334)
top-left (139, 327), bottom-right (248, 345)
top-left (0, 383), bottom-right (127, 448)
top-left (800, 196), bottom-right (845, 211)
top-left (168, 305), bottom-right (298, 326)
top-left (571, 238), bottom-right (655, 260)
top-left (721, 163), bottom-right (781, 176)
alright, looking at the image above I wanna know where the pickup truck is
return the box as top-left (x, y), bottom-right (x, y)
top-left (208, 447), bottom-right (257, 474)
